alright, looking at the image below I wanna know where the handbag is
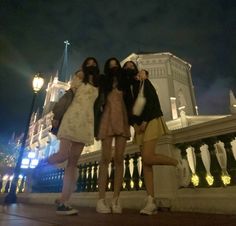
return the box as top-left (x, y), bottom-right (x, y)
top-left (132, 81), bottom-right (146, 116)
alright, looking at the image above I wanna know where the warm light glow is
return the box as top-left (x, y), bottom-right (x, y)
top-left (206, 174), bottom-right (214, 186)
top-left (195, 106), bottom-right (199, 115)
top-left (21, 158), bottom-right (30, 168)
top-left (122, 181), bottom-right (126, 189)
top-left (191, 174), bottom-right (199, 186)
top-left (28, 151), bottom-right (36, 159)
top-left (32, 74), bottom-right (44, 93)
top-left (30, 159), bottom-right (39, 168)
top-left (221, 172), bottom-right (231, 186)
top-left (170, 97), bottom-right (178, 119)
top-left (3, 174), bottom-right (9, 180)
top-left (178, 106), bottom-right (186, 111)
top-left (139, 179), bottom-right (143, 188)
top-left (130, 180), bottom-right (134, 189)
top-left (233, 104), bottom-right (236, 107)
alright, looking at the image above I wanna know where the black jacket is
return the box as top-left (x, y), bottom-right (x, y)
top-left (131, 79), bottom-right (163, 125)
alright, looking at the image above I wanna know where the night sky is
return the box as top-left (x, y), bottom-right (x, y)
top-left (0, 0), bottom-right (236, 143)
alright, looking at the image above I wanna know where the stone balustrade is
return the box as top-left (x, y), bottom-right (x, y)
top-left (9, 114), bottom-right (236, 214)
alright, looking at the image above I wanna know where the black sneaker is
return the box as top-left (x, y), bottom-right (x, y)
top-left (56, 204), bottom-right (78, 215)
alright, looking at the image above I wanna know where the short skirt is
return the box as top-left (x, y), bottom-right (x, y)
top-left (133, 117), bottom-right (169, 146)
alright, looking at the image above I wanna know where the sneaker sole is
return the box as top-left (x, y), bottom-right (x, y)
top-left (96, 209), bottom-right (111, 214)
top-left (140, 210), bottom-right (157, 215)
top-left (56, 210), bottom-right (78, 215)
top-left (112, 210), bottom-right (122, 214)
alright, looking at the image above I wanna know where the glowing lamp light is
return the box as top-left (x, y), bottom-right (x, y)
top-left (21, 158), bottom-right (30, 165)
top-left (108, 182), bottom-right (111, 190)
top-left (21, 158), bottom-right (30, 169)
top-left (139, 179), bottom-right (143, 188)
top-left (4, 73), bottom-right (45, 204)
top-left (28, 151), bottom-right (36, 159)
top-left (3, 175), bottom-right (9, 180)
top-left (178, 106), bottom-right (186, 111)
top-left (32, 74), bottom-right (44, 93)
top-left (30, 159), bottom-right (39, 168)
top-left (221, 172), bottom-right (231, 186)
top-left (122, 182), bottom-right (126, 189)
top-left (233, 104), bottom-right (236, 107)
top-left (130, 180), bottom-right (134, 189)
top-left (191, 174), bottom-right (199, 187)
top-left (205, 174), bottom-right (214, 186)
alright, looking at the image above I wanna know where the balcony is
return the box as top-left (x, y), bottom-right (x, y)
top-left (7, 115), bottom-right (236, 214)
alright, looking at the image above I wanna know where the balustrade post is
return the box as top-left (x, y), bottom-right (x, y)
top-left (132, 153), bottom-right (140, 190)
top-left (91, 161), bottom-right (98, 192)
top-left (192, 141), bottom-right (207, 187)
top-left (204, 138), bottom-right (222, 187)
top-left (218, 134), bottom-right (236, 185)
top-left (123, 154), bottom-right (131, 191)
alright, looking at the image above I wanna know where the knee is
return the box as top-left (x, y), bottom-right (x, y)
top-left (70, 151), bottom-right (81, 160)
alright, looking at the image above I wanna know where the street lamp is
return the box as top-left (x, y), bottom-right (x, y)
top-left (4, 74), bottom-right (44, 204)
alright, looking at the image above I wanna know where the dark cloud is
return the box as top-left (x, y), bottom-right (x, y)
top-left (0, 0), bottom-right (236, 141)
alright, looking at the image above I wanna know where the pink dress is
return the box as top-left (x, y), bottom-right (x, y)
top-left (98, 88), bottom-right (130, 140)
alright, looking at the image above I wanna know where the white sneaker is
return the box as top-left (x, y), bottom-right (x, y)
top-left (96, 199), bottom-right (111, 214)
top-left (140, 195), bottom-right (157, 215)
top-left (111, 197), bottom-right (122, 214)
top-left (176, 159), bottom-right (191, 187)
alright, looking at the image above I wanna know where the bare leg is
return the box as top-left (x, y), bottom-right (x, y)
top-left (141, 139), bottom-right (177, 197)
top-left (47, 139), bottom-right (72, 165)
top-left (113, 136), bottom-right (127, 198)
top-left (98, 137), bottom-right (113, 199)
top-left (142, 139), bottom-right (177, 166)
top-left (60, 141), bottom-right (84, 203)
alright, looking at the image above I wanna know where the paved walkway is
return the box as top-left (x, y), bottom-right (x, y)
top-left (0, 203), bottom-right (236, 226)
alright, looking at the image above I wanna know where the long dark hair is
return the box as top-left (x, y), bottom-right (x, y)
top-left (103, 57), bottom-right (121, 75)
top-left (102, 57), bottom-right (127, 94)
top-left (122, 60), bottom-right (138, 73)
top-left (81, 57), bottom-right (100, 87)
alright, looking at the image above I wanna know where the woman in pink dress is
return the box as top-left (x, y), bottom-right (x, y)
top-left (96, 58), bottom-right (130, 214)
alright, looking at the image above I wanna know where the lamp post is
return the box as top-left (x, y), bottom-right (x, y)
top-left (4, 74), bottom-right (44, 204)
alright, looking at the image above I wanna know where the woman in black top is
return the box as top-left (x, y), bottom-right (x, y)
top-left (130, 68), bottom-right (180, 215)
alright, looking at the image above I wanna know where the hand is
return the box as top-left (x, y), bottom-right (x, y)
top-left (139, 121), bottom-right (147, 132)
top-left (71, 87), bottom-right (77, 94)
top-left (138, 69), bottom-right (148, 81)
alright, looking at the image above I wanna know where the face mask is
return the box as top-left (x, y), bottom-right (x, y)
top-left (84, 65), bottom-right (99, 75)
top-left (124, 68), bottom-right (137, 78)
top-left (108, 66), bottom-right (120, 76)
